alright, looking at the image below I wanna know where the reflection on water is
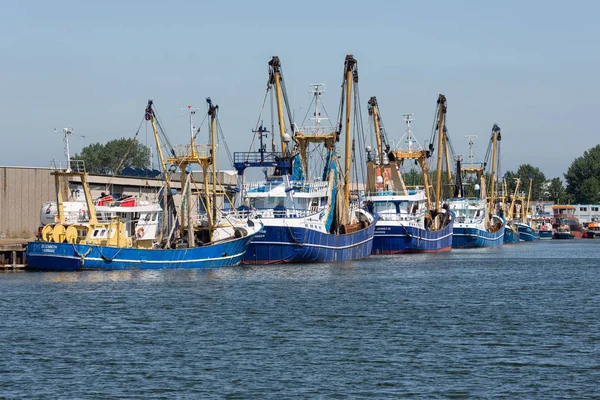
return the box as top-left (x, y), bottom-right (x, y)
top-left (1, 240), bottom-right (600, 398)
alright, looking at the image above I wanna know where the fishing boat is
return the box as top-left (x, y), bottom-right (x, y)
top-left (530, 206), bottom-right (553, 239)
top-left (365, 98), bottom-right (453, 254)
top-left (26, 100), bottom-right (261, 271)
top-left (513, 177), bottom-right (539, 241)
top-left (535, 219), bottom-right (554, 239)
top-left (448, 123), bottom-right (505, 248)
top-left (554, 222), bottom-right (575, 239)
top-left (493, 152), bottom-right (520, 244)
top-left (551, 205), bottom-right (582, 239)
top-left (234, 56), bottom-right (377, 264)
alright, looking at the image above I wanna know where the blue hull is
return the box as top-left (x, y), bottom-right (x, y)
top-left (538, 230), bottom-right (553, 240)
top-left (25, 235), bottom-right (256, 271)
top-left (243, 222), bottom-right (376, 264)
top-left (503, 227), bottom-right (521, 244)
top-left (452, 226), bottom-right (505, 248)
top-left (517, 225), bottom-right (539, 241)
top-left (371, 221), bottom-right (453, 254)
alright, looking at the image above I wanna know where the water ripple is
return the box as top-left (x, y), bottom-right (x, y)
top-left (1, 240), bottom-right (600, 398)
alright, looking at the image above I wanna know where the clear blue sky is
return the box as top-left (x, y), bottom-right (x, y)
top-left (1, 0), bottom-right (598, 179)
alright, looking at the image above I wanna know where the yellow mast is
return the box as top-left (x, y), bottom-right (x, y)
top-left (54, 173), bottom-right (65, 223)
top-left (343, 55), bottom-right (356, 205)
top-left (489, 130), bottom-right (498, 214)
top-left (146, 102), bottom-right (171, 188)
top-left (443, 130), bottom-right (452, 184)
top-left (435, 94), bottom-right (447, 212)
top-left (418, 158), bottom-right (432, 212)
top-left (208, 99), bottom-right (218, 223)
top-left (509, 178), bottom-right (521, 219)
top-left (368, 97), bottom-right (383, 165)
top-left (269, 56), bottom-right (289, 155)
top-left (526, 177), bottom-right (533, 223)
top-left (80, 172), bottom-right (98, 226)
top-left (145, 100), bottom-right (174, 244)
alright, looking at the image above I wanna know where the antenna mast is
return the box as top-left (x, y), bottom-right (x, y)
top-left (403, 113), bottom-right (415, 152)
top-left (310, 84), bottom-right (326, 134)
top-left (56, 127), bottom-right (74, 172)
top-left (465, 135), bottom-right (478, 168)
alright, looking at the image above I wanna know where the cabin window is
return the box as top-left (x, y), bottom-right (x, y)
top-left (373, 201), bottom-right (397, 215)
top-left (198, 197), bottom-right (206, 213)
top-left (145, 213), bottom-right (151, 221)
top-left (580, 207), bottom-right (587, 212)
top-left (592, 207), bottom-right (599, 212)
top-left (93, 230), bottom-right (99, 237)
top-left (152, 213), bottom-right (157, 221)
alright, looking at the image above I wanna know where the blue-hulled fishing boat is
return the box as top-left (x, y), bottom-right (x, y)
top-left (365, 97), bottom-right (453, 254)
top-left (26, 101), bottom-right (261, 271)
top-left (235, 56), bottom-right (376, 264)
top-left (449, 124), bottom-right (505, 248)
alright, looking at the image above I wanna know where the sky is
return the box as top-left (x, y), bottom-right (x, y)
top-left (1, 0), bottom-right (598, 180)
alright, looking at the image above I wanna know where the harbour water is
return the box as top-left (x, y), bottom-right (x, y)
top-left (1, 241), bottom-right (599, 398)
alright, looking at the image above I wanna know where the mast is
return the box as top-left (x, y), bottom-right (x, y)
top-left (526, 176), bottom-right (533, 223)
top-left (145, 101), bottom-right (171, 187)
top-left (509, 178), bottom-right (521, 219)
top-left (368, 97), bottom-right (383, 165)
top-left (489, 124), bottom-right (500, 215)
top-left (465, 135), bottom-right (477, 168)
top-left (343, 55), bottom-right (357, 205)
top-left (207, 98), bottom-right (218, 224)
top-left (186, 171), bottom-right (194, 247)
top-left (56, 127), bottom-right (74, 173)
top-left (145, 100), bottom-right (174, 244)
top-left (311, 84), bottom-right (326, 134)
top-left (443, 129), bottom-right (452, 184)
top-left (268, 56), bottom-right (289, 155)
top-left (435, 94), bottom-right (447, 212)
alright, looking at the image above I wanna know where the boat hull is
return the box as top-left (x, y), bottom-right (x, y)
top-left (243, 222), bottom-right (376, 264)
top-left (553, 232), bottom-right (574, 239)
top-left (371, 221), bottom-right (453, 254)
top-left (537, 230), bottom-right (553, 240)
top-left (452, 226), bottom-right (505, 248)
top-left (503, 227), bottom-right (520, 244)
top-left (517, 224), bottom-right (539, 241)
top-left (25, 234), bottom-right (256, 271)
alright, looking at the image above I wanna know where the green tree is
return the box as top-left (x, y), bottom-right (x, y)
top-left (546, 177), bottom-right (568, 204)
top-left (504, 164), bottom-right (546, 200)
top-left (73, 138), bottom-right (151, 175)
top-left (565, 144), bottom-right (600, 203)
top-left (402, 167), bottom-right (424, 187)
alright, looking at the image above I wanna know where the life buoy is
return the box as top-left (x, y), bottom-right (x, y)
top-left (136, 227), bottom-right (145, 238)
